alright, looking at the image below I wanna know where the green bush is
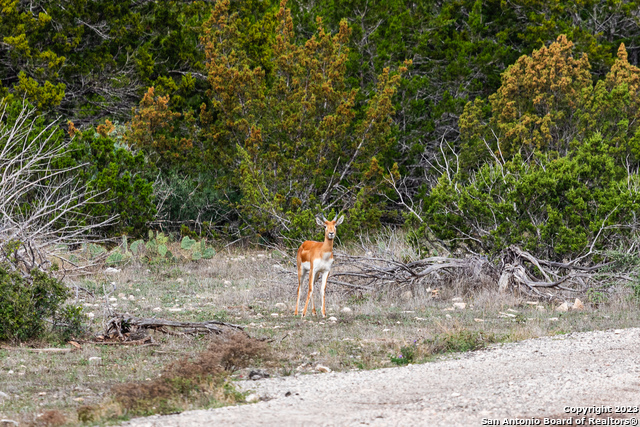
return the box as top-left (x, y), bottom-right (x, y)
top-left (0, 266), bottom-right (71, 342)
top-left (425, 134), bottom-right (640, 260)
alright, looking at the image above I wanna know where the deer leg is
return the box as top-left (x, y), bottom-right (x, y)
top-left (311, 271), bottom-right (318, 315)
top-left (302, 264), bottom-right (314, 317)
top-left (295, 263), bottom-right (304, 316)
top-left (320, 271), bottom-right (329, 318)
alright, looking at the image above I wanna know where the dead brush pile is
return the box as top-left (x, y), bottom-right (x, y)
top-left (79, 332), bottom-right (268, 421)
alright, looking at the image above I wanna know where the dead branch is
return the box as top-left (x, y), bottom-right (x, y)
top-left (102, 314), bottom-right (244, 342)
top-left (276, 244), bottom-right (633, 299)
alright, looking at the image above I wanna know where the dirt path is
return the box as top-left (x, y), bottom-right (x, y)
top-left (125, 328), bottom-right (640, 426)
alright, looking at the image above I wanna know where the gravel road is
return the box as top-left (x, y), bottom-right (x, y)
top-left (125, 328), bottom-right (640, 426)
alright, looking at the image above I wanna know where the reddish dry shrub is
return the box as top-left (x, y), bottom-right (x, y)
top-left (30, 409), bottom-right (66, 427)
top-left (111, 332), bottom-right (267, 414)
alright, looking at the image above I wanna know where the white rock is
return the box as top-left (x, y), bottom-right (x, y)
top-left (275, 303), bottom-right (287, 309)
top-left (88, 357), bottom-right (102, 365)
top-left (555, 302), bottom-right (569, 312)
top-left (86, 312), bottom-right (95, 319)
top-left (128, 295), bottom-right (135, 301)
top-left (537, 305), bottom-right (547, 312)
top-left (549, 317), bottom-right (559, 322)
top-left (167, 308), bottom-right (182, 312)
top-left (223, 280), bottom-right (231, 285)
top-left (176, 278), bottom-right (184, 283)
top-left (315, 365), bottom-right (331, 373)
top-left (451, 392), bottom-right (461, 397)
top-left (382, 328), bottom-right (390, 332)
top-left (152, 307), bottom-right (162, 312)
top-left (452, 297), bottom-right (463, 302)
top-left (0, 391), bottom-right (9, 399)
top-left (328, 316), bottom-right (338, 322)
top-left (445, 314), bottom-right (452, 318)
top-left (341, 307), bottom-right (352, 314)
top-left (104, 267), bottom-right (121, 275)
top-left (453, 302), bottom-right (467, 310)
top-left (257, 254), bottom-right (265, 258)
top-left (108, 297), bottom-right (117, 303)
top-left (245, 393), bottom-right (260, 403)
top-left (270, 313), bottom-right (279, 317)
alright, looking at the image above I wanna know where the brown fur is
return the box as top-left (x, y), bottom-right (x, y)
top-left (295, 215), bottom-right (344, 317)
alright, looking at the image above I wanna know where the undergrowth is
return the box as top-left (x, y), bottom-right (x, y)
top-left (78, 332), bottom-right (268, 422)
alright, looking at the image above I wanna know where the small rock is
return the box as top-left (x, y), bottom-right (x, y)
top-left (451, 297), bottom-right (463, 302)
top-left (38, 392), bottom-right (47, 396)
top-left (86, 312), bottom-right (95, 319)
top-left (315, 365), bottom-right (331, 373)
top-left (249, 370), bottom-right (270, 380)
top-left (549, 317), bottom-right (559, 322)
top-left (453, 302), bottom-right (467, 310)
top-left (382, 328), bottom-right (390, 332)
top-left (7, 370), bottom-right (13, 375)
top-left (341, 307), bottom-right (352, 314)
top-left (88, 357), bottom-right (102, 365)
top-left (328, 316), bottom-right (338, 322)
top-left (152, 307), bottom-right (162, 312)
top-left (451, 392), bottom-right (461, 397)
top-left (128, 295), bottom-right (135, 301)
top-left (74, 397), bottom-right (84, 402)
top-left (0, 391), bottom-right (9, 400)
top-left (257, 254), bottom-right (265, 258)
top-left (275, 303), bottom-right (287, 309)
top-left (176, 278), bottom-right (184, 283)
top-left (445, 314), bottom-right (452, 318)
top-left (104, 267), bottom-right (121, 275)
top-left (108, 297), bottom-right (117, 303)
top-left (537, 305), bottom-right (546, 312)
top-left (245, 393), bottom-right (260, 403)
top-left (118, 293), bottom-right (126, 299)
top-left (167, 308), bottom-right (182, 312)
top-left (270, 313), bottom-right (279, 317)
top-left (473, 318), bottom-right (484, 322)
top-left (555, 302), bottom-right (569, 312)
top-left (223, 280), bottom-right (231, 285)
top-left (572, 298), bottom-right (585, 311)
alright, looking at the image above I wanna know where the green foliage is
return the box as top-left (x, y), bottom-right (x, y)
top-left (390, 344), bottom-right (416, 366)
top-left (427, 39), bottom-right (640, 261)
top-left (0, 266), bottom-right (71, 342)
top-left (426, 330), bottom-right (496, 354)
top-left (63, 127), bottom-right (157, 237)
top-left (201, 0), bottom-right (406, 242)
top-left (181, 236), bottom-right (196, 250)
top-left (427, 134), bottom-right (640, 260)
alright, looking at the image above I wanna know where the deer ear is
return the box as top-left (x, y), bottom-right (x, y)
top-left (335, 215), bottom-right (344, 226)
top-left (316, 216), bottom-right (325, 227)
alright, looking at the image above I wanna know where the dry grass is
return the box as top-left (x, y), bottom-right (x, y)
top-left (1, 233), bottom-right (640, 424)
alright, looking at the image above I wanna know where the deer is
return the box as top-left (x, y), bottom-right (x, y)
top-left (295, 214), bottom-right (344, 318)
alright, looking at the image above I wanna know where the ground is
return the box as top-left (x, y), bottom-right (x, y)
top-left (124, 327), bottom-right (640, 427)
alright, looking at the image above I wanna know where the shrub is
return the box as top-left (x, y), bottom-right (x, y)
top-left (111, 332), bottom-right (267, 416)
top-left (425, 134), bottom-right (640, 260)
top-left (0, 265), bottom-right (70, 342)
